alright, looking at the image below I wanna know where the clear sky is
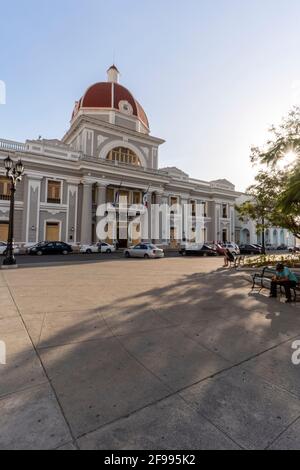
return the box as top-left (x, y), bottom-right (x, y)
top-left (1, 0), bottom-right (300, 191)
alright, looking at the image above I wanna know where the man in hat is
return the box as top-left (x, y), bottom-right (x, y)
top-left (270, 263), bottom-right (298, 303)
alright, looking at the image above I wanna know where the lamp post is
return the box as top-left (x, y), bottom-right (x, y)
top-left (2, 156), bottom-right (24, 267)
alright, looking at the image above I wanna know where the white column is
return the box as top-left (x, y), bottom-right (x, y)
top-left (81, 181), bottom-right (93, 244)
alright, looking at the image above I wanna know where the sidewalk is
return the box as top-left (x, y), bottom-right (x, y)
top-left (0, 259), bottom-right (300, 450)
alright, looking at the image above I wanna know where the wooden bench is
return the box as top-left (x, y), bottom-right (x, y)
top-left (252, 267), bottom-right (300, 301)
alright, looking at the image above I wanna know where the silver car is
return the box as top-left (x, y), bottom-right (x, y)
top-left (124, 243), bottom-right (165, 259)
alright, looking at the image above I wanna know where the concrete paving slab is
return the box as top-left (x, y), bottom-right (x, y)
top-left (102, 307), bottom-right (171, 336)
top-left (78, 395), bottom-right (240, 450)
top-left (245, 339), bottom-right (300, 399)
top-left (180, 318), bottom-right (281, 363)
top-left (1, 259), bottom-right (299, 450)
top-left (39, 338), bottom-right (171, 437)
top-left (269, 418), bottom-right (300, 450)
top-left (1, 327), bottom-right (33, 356)
top-left (23, 311), bottom-right (113, 349)
top-left (56, 442), bottom-right (77, 450)
top-left (0, 384), bottom-right (72, 450)
top-left (180, 367), bottom-right (300, 450)
top-left (119, 328), bottom-right (230, 390)
top-left (0, 350), bottom-right (47, 398)
top-left (0, 287), bottom-right (19, 319)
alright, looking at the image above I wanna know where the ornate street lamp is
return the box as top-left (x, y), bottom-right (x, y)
top-left (2, 156), bottom-right (24, 267)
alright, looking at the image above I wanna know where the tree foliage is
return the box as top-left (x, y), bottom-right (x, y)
top-left (237, 107), bottom-right (300, 240)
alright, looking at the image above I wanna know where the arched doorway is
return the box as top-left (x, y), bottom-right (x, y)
top-left (241, 229), bottom-right (250, 244)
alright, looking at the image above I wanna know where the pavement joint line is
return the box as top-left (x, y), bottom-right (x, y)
top-left (35, 324), bottom-right (183, 351)
top-left (53, 441), bottom-right (77, 451)
top-left (36, 312), bottom-right (46, 349)
top-left (2, 265), bottom-right (300, 449)
top-left (1, 273), bottom-right (80, 450)
top-left (75, 329), bottom-right (300, 445)
top-left (264, 415), bottom-right (300, 450)
top-left (0, 381), bottom-right (50, 403)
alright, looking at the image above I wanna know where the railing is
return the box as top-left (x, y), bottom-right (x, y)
top-left (47, 198), bottom-right (61, 205)
top-left (0, 139), bottom-right (27, 152)
top-left (0, 194), bottom-right (10, 201)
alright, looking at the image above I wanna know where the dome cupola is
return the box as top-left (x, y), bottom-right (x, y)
top-left (71, 66), bottom-right (149, 133)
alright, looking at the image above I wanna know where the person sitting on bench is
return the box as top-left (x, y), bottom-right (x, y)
top-left (270, 263), bottom-right (298, 303)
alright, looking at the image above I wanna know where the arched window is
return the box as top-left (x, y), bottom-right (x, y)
top-left (106, 147), bottom-right (141, 166)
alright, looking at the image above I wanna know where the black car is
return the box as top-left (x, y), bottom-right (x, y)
top-left (277, 244), bottom-right (288, 251)
top-left (179, 244), bottom-right (218, 257)
top-left (239, 244), bottom-right (262, 255)
top-left (29, 241), bottom-right (73, 256)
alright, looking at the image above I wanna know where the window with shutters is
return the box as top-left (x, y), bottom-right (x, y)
top-left (47, 181), bottom-right (61, 204)
top-left (0, 177), bottom-right (11, 201)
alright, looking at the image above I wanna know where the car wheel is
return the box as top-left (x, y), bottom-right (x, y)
top-left (144, 254), bottom-right (150, 259)
top-left (37, 251), bottom-right (43, 256)
top-left (125, 252), bottom-right (130, 258)
top-left (86, 249), bottom-right (92, 254)
top-left (62, 250), bottom-right (69, 255)
top-left (203, 253), bottom-right (208, 257)
top-left (106, 249), bottom-right (112, 254)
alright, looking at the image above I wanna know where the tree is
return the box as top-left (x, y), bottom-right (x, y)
top-left (238, 107), bottom-right (300, 244)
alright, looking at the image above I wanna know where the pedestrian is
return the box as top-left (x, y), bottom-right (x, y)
top-left (270, 263), bottom-right (298, 303)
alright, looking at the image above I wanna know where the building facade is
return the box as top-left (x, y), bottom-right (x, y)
top-left (235, 195), bottom-right (296, 248)
top-left (0, 66), bottom-right (240, 247)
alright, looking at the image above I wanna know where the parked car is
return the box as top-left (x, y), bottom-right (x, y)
top-left (179, 244), bottom-right (218, 257)
top-left (265, 244), bottom-right (276, 251)
top-left (221, 242), bottom-right (240, 255)
top-left (80, 242), bottom-right (115, 254)
top-left (277, 244), bottom-right (288, 251)
top-left (239, 244), bottom-right (262, 255)
top-left (29, 241), bottom-right (73, 256)
top-left (0, 242), bottom-right (20, 255)
top-left (289, 246), bottom-right (300, 253)
top-left (124, 243), bottom-right (164, 259)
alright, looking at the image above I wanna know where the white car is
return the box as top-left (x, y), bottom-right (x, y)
top-left (80, 242), bottom-right (115, 254)
top-left (124, 243), bottom-right (165, 259)
top-left (222, 242), bottom-right (240, 255)
top-left (0, 242), bottom-right (20, 255)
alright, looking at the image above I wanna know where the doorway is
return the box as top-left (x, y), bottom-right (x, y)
top-left (0, 222), bottom-right (9, 242)
top-left (46, 222), bottom-right (60, 241)
top-left (222, 229), bottom-right (228, 243)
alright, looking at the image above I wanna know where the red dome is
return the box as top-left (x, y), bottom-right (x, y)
top-left (72, 82), bottom-right (149, 129)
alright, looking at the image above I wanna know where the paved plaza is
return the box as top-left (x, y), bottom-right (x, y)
top-left (1, 257), bottom-right (300, 450)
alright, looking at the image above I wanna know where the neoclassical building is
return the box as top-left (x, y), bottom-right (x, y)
top-left (235, 195), bottom-right (295, 247)
top-left (0, 66), bottom-right (240, 247)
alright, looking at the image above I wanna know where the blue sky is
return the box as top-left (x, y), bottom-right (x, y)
top-left (1, 0), bottom-right (300, 191)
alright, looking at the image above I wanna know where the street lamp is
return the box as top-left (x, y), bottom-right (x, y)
top-left (2, 156), bottom-right (24, 267)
